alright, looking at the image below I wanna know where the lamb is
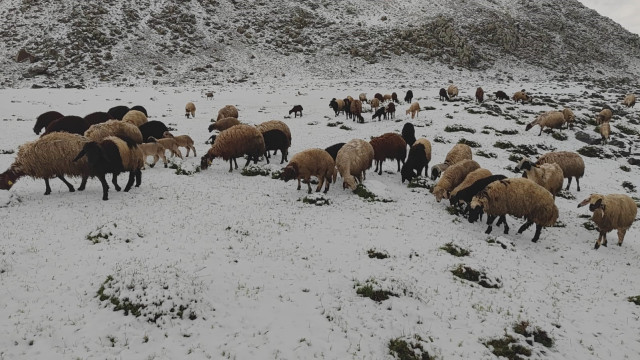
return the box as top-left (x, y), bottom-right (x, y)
top-left (600, 121), bottom-right (611, 145)
top-left (449, 174), bottom-right (507, 211)
top-left (359, 93), bottom-right (367, 103)
top-left (622, 94), bottom-right (636, 108)
top-left (73, 135), bottom-right (144, 201)
top-left (163, 131), bottom-right (196, 157)
top-left (577, 194), bottom-right (637, 249)
top-left (404, 90), bottom-right (413, 104)
top-left (200, 124), bottom-right (266, 172)
top-left (288, 105), bottom-right (303, 118)
top-left (336, 139), bottom-right (374, 190)
top-left (391, 92), bottom-right (399, 104)
top-left (525, 111), bottom-right (566, 136)
top-left (514, 158), bottom-right (564, 197)
top-left (536, 151), bottom-right (585, 191)
top-left (208, 117), bottom-right (240, 132)
top-left (512, 91), bottom-right (529, 104)
top-left (449, 168), bottom-right (493, 203)
top-left (432, 159), bottom-right (481, 202)
top-left (430, 143), bottom-right (473, 180)
top-left (475, 87), bottom-right (484, 103)
top-left (130, 105), bottom-right (148, 117)
top-left (495, 91), bottom-right (509, 101)
top-left (329, 98), bottom-right (345, 117)
top-left (370, 98), bottom-right (380, 111)
top-left (406, 102), bottom-right (420, 119)
top-left (261, 129), bottom-right (290, 164)
top-left (138, 139), bottom-right (168, 168)
top-left (185, 102), bottom-right (196, 118)
top-left (147, 136), bottom-right (183, 159)
top-left (139, 120), bottom-right (169, 142)
top-left (447, 85), bottom-right (459, 99)
top-left (280, 149), bottom-right (336, 194)
top-left (401, 122), bottom-right (416, 147)
top-left (469, 178), bottom-right (559, 242)
top-left (324, 142), bottom-right (345, 161)
top-left (84, 112), bottom-right (113, 126)
top-left (122, 110), bottom-right (148, 127)
top-left (350, 100), bottom-right (364, 123)
top-left (107, 105), bottom-right (130, 120)
top-left (369, 133), bottom-right (407, 175)
top-left (372, 107), bottom-right (386, 121)
top-left (217, 105), bottom-right (239, 122)
top-left (42, 116), bottom-right (90, 136)
top-left (33, 111), bottom-right (63, 134)
top-left (596, 108), bottom-right (613, 124)
top-left (400, 138), bottom-right (431, 183)
top-left (85, 120), bottom-right (143, 144)
top-left (0, 132), bottom-right (91, 196)
top-left (439, 88), bottom-right (449, 101)
top-left (386, 103), bottom-right (396, 119)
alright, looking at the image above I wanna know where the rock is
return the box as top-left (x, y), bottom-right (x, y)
top-left (16, 49), bottom-right (36, 63)
top-left (575, 131), bottom-right (600, 145)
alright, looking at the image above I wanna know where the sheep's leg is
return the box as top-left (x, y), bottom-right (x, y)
top-left (324, 174), bottom-right (330, 193)
top-left (233, 158), bottom-right (238, 169)
top-left (485, 215), bottom-right (497, 234)
top-left (517, 220), bottom-right (534, 235)
top-left (44, 178), bottom-right (52, 195)
top-left (135, 170), bottom-right (142, 187)
top-left (124, 171), bottom-right (136, 192)
top-left (602, 232), bottom-right (608, 247)
top-left (316, 175), bottom-right (324, 193)
top-left (112, 173), bottom-right (121, 192)
top-left (374, 160), bottom-right (379, 173)
top-left (565, 177), bottom-right (572, 191)
top-left (617, 229), bottom-right (627, 246)
top-left (78, 176), bottom-right (88, 191)
top-left (264, 151), bottom-right (270, 164)
top-left (396, 159), bottom-right (401, 172)
top-left (253, 153), bottom-right (259, 164)
top-left (57, 175), bottom-right (75, 192)
top-left (244, 156), bottom-right (251, 168)
top-left (228, 159), bottom-right (233, 172)
top-left (496, 215), bottom-right (509, 234)
top-left (280, 150), bottom-right (286, 164)
top-left (576, 177), bottom-right (580, 192)
top-left (538, 127), bottom-right (543, 136)
top-left (98, 175), bottom-right (109, 201)
top-left (297, 178), bottom-right (301, 191)
top-left (185, 146), bottom-right (190, 157)
top-left (161, 153), bottom-right (168, 168)
top-left (531, 224), bottom-right (543, 243)
top-left (594, 232), bottom-right (606, 249)
top-left (378, 161), bottom-right (383, 175)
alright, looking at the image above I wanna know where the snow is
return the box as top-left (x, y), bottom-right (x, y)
top-left (0, 79), bottom-right (639, 359)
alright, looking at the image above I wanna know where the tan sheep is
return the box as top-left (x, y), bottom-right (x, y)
top-left (578, 194), bottom-right (637, 249)
top-left (370, 98), bottom-right (380, 111)
top-left (217, 105), bottom-right (239, 122)
top-left (525, 111), bottom-right (565, 136)
top-left (447, 85), bottom-right (458, 99)
top-left (430, 143), bottom-right (473, 180)
top-left (255, 120), bottom-right (292, 152)
top-left (185, 102), bottom-right (196, 118)
top-left (449, 168), bottom-right (493, 201)
top-left (148, 136), bottom-right (183, 159)
top-left (122, 110), bottom-right (148, 127)
top-left (200, 124), bottom-right (265, 172)
top-left (515, 158), bottom-right (564, 197)
top-left (562, 108), bottom-right (575, 129)
top-left (512, 91), bottom-right (529, 104)
top-left (84, 120), bottom-right (143, 144)
top-left (336, 139), bottom-right (375, 190)
top-left (280, 149), bottom-right (336, 194)
top-left (432, 159), bottom-right (481, 202)
top-left (622, 94), bottom-right (636, 108)
top-left (596, 108), bottom-right (613, 124)
top-left (600, 121), bottom-right (611, 144)
top-left (406, 102), bottom-right (420, 119)
top-left (163, 131), bottom-right (196, 157)
top-left (469, 177), bottom-right (559, 242)
top-left (536, 151), bottom-right (585, 191)
top-left (359, 93), bottom-right (367, 103)
top-left (208, 117), bottom-right (240, 132)
top-left (138, 140), bottom-right (168, 168)
top-left (383, 94), bottom-right (392, 102)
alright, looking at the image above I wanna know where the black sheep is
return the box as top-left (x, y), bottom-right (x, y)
top-left (439, 88), bottom-right (449, 101)
top-left (84, 112), bottom-right (113, 126)
top-left (391, 92), bottom-right (399, 104)
top-left (372, 107), bottom-right (386, 121)
top-left (386, 103), bottom-right (396, 119)
top-left (404, 90), bottom-right (413, 104)
top-left (400, 143), bottom-right (429, 183)
top-left (344, 98), bottom-right (352, 120)
top-left (33, 111), bottom-right (64, 134)
top-left (288, 105), bottom-right (303, 118)
top-left (42, 116), bottom-right (89, 136)
top-left (130, 105), bottom-right (148, 117)
top-left (324, 143), bottom-right (345, 161)
top-left (329, 98), bottom-right (342, 117)
top-left (401, 122), bottom-right (416, 147)
top-left (107, 105), bottom-right (130, 120)
top-left (139, 120), bottom-right (169, 142)
top-left (262, 129), bottom-right (290, 164)
top-left (450, 174), bottom-right (507, 209)
top-left (495, 91), bottom-right (509, 101)
top-left (374, 93), bottom-right (384, 103)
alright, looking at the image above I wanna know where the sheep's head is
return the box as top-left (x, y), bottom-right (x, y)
top-left (280, 163), bottom-right (298, 182)
top-left (200, 151), bottom-right (215, 170)
top-left (329, 98), bottom-right (337, 109)
top-left (343, 176), bottom-right (357, 190)
top-left (162, 131), bottom-right (173, 138)
top-left (577, 194), bottom-right (605, 212)
top-left (400, 166), bottom-right (416, 184)
top-left (430, 166), bottom-right (442, 181)
top-left (0, 169), bottom-right (20, 190)
top-left (468, 196), bottom-right (486, 223)
top-left (433, 186), bottom-right (447, 203)
top-left (514, 157), bottom-right (533, 173)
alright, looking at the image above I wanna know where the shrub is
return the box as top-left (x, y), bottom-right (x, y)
top-left (444, 124), bottom-right (475, 133)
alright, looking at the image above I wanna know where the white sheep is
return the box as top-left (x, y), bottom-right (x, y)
top-left (515, 158), bottom-right (564, 197)
top-left (578, 194), bottom-right (637, 249)
top-left (622, 94), bottom-right (636, 108)
top-left (447, 85), bottom-right (458, 99)
top-left (430, 143), bottom-right (473, 180)
top-left (122, 110), bottom-right (148, 127)
top-left (432, 159), bottom-right (481, 202)
top-left (536, 151), bottom-right (585, 191)
top-left (336, 139), bottom-right (375, 190)
top-left (217, 105), bottom-right (239, 121)
top-left (280, 149), bottom-right (336, 194)
top-left (85, 120), bottom-right (143, 144)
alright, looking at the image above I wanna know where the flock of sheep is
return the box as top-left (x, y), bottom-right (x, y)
top-left (0, 87), bottom-right (637, 249)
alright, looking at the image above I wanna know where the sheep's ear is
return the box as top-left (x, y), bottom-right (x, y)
top-left (577, 196), bottom-right (593, 208)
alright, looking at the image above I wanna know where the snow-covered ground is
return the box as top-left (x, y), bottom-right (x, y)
top-left (0, 78), bottom-right (639, 359)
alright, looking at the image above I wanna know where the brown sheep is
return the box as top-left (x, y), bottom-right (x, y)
top-left (122, 110), bottom-right (148, 127)
top-left (280, 149), bottom-right (336, 194)
top-left (512, 91), bottom-right (529, 104)
top-left (208, 117), bottom-right (240, 132)
top-left (369, 133), bottom-right (407, 175)
top-left (200, 124), bottom-right (265, 172)
top-left (163, 131), bottom-right (196, 157)
top-left (216, 105), bottom-right (239, 122)
top-left (475, 87), bottom-right (484, 103)
top-left (185, 102), bottom-right (196, 118)
top-left (351, 100), bottom-right (364, 123)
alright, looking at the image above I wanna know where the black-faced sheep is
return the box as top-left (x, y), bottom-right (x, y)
top-left (107, 105), bottom-right (130, 120)
top-left (85, 120), bottom-right (143, 144)
top-left (262, 129), bottom-right (290, 164)
top-left (205, 92), bottom-right (214, 100)
top-left (370, 133), bottom-right (407, 175)
top-left (431, 143), bottom-right (473, 180)
top-left (400, 138), bottom-right (431, 183)
top-left (386, 103), bottom-right (396, 119)
top-left (495, 91), bottom-right (509, 101)
top-left (447, 85), bottom-right (458, 99)
top-left (515, 158), bottom-right (564, 197)
top-left (130, 105), bottom-right (148, 117)
top-left (406, 102), bottom-right (420, 119)
top-left (0, 132), bottom-right (90, 195)
top-left (578, 193), bottom-right (637, 249)
top-left (217, 105), bottom-right (239, 122)
top-left (372, 107), bottom-right (386, 121)
top-left (374, 93), bottom-right (384, 103)
top-left (42, 115), bottom-right (90, 136)
top-left (33, 111), bottom-right (63, 134)
top-left (336, 139), bottom-right (374, 190)
top-left (525, 111), bottom-right (566, 136)
top-left (404, 90), bottom-right (413, 104)
top-left (163, 131), bottom-right (196, 157)
top-left (512, 91), bottom-right (529, 104)
top-left (469, 178), bottom-right (559, 242)
top-left (280, 149), bottom-right (336, 194)
top-left (439, 88), bottom-right (449, 101)
top-left (622, 94), bottom-right (636, 108)
top-left (536, 151), bottom-right (585, 191)
top-left (432, 159), bottom-right (480, 202)
top-left (324, 143), bottom-right (345, 161)
top-left (122, 110), bottom-right (148, 127)
top-left (449, 168), bottom-right (493, 204)
top-left (73, 136), bottom-right (144, 201)
top-left (139, 120), bottom-right (169, 143)
top-left (401, 123), bottom-right (416, 147)
top-left (208, 117), bottom-right (240, 132)
top-left (289, 105), bottom-right (303, 118)
top-left (200, 124), bottom-right (266, 172)
top-left (475, 87), bottom-right (484, 103)
top-left (391, 92), bottom-right (399, 104)
top-left (84, 112), bottom-right (113, 126)
top-left (449, 174), bottom-right (507, 211)
top-left (329, 98), bottom-right (345, 117)
top-left (185, 102), bottom-right (196, 118)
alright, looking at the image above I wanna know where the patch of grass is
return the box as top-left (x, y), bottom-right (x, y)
top-left (388, 337), bottom-right (432, 360)
top-left (327, 121), bottom-right (343, 127)
top-left (271, 169), bottom-right (283, 180)
top-left (423, 106), bottom-right (436, 111)
top-left (484, 335), bottom-right (532, 359)
top-left (444, 124), bottom-right (476, 133)
top-left (301, 193), bottom-right (331, 206)
top-left (622, 181), bottom-right (636, 192)
top-left (458, 138), bottom-right (481, 148)
top-left (97, 276), bottom-right (145, 317)
top-left (353, 184), bottom-right (393, 202)
top-left (451, 264), bottom-right (501, 288)
top-left (440, 242), bottom-right (470, 257)
top-left (511, 144), bottom-right (539, 157)
top-left (445, 206), bottom-right (461, 216)
top-left (494, 140), bottom-right (515, 149)
top-left (367, 249), bottom-right (389, 259)
top-left (476, 150), bottom-right (497, 158)
top-left (508, 154), bottom-right (522, 163)
top-left (169, 162), bottom-right (201, 175)
top-left (433, 135), bottom-right (449, 144)
top-left (556, 190), bottom-right (576, 200)
top-left (340, 125), bottom-right (353, 130)
top-left (513, 321), bottom-right (554, 348)
top-left (407, 176), bottom-right (432, 189)
top-left (241, 165), bottom-right (270, 177)
top-left (616, 124), bottom-right (639, 136)
top-left (355, 284), bottom-right (397, 302)
top-left (551, 132), bottom-right (568, 141)
top-left (577, 145), bottom-right (602, 158)
top-left (86, 225), bottom-right (113, 244)
top-left (582, 221), bottom-right (596, 230)
top-left (628, 295), bottom-right (640, 306)
top-left (620, 165), bottom-right (631, 172)
top-left (0, 149), bottom-right (14, 154)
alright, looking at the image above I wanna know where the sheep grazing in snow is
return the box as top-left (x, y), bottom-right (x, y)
top-left (163, 131), bottom-right (196, 157)
top-left (33, 111), bottom-right (63, 134)
top-left (536, 151), bottom-right (585, 191)
top-left (85, 120), bottom-right (143, 144)
top-left (406, 102), bottom-right (420, 119)
top-left (205, 92), bottom-right (214, 100)
top-left (391, 92), bottom-right (399, 104)
top-left (432, 159), bottom-right (481, 202)
top-left (359, 93), bottom-right (367, 103)
top-left (439, 88), bottom-right (449, 101)
top-left (84, 112), bottom-right (113, 126)
top-left (370, 98), bottom-right (380, 111)
top-left (288, 105), bottom-right (303, 118)
top-left (525, 111), bottom-right (566, 136)
top-left (147, 136), bottom-right (183, 159)
top-left (622, 94), bottom-right (636, 108)
top-left (348, 100), bottom-right (362, 123)
top-left (139, 139), bottom-right (168, 168)
top-left (324, 143), bottom-right (345, 161)
top-left (336, 139), bottom-right (374, 190)
top-left (122, 110), bottom-right (148, 128)
top-left (404, 90), bottom-right (413, 104)
top-left (515, 157), bottom-right (564, 197)
top-left (386, 103), bottom-right (396, 119)
top-left (596, 108), bottom-right (613, 124)
top-left (261, 129), bottom-right (290, 164)
top-left (256, 120), bottom-right (292, 150)
top-left (343, 98), bottom-right (352, 120)
top-left (495, 91), bottom-right (509, 101)
top-left (578, 194), bottom-right (637, 249)
top-left (42, 115), bottom-right (89, 136)
top-left (372, 107), bottom-right (386, 121)
top-left (329, 98), bottom-right (345, 117)
top-left (400, 138), bottom-right (431, 183)
top-left (208, 117), bottom-right (240, 133)
top-left (447, 85), bottom-right (458, 99)
top-left (200, 124), bottom-right (265, 172)
top-left (130, 105), bottom-right (148, 117)
top-left (475, 87), bottom-right (484, 103)
top-left (374, 93), bottom-right (384, 103)
top-left (280, 149), bottom-right (336, 194)
top-left (448, 168), bottom-right (493, 204)
top-left (370, 133), bottom-right (407, 175)
top-left (512, 91), bottom-right (529, 104)
top-left (217, 105), bottom-right (239, 122)
top-left (449, 174), bottom-right (507, 213)
top-left (600, 121), bottom-right (611, 144)
top-left (401, 122), bottom-right (416, 147)
top-left (469, 178), bottom-right (559, 242)
top-left (430, 143), bottom-right (473, 180)
top-left (107, 105), bottom-right (130, 120)
top-left (139, 120), bottom-right (169, 143)
top-left (185, 102), bottom-right (196, 118)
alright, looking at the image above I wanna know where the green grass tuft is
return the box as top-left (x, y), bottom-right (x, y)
top-left (356, 284), bottom-right (397, 302)
top-left (513, 321), bottom-right (554, 348)
top-left (388, 337), bottom-right (432, 360)
top-left (484, 335), bottom-right (532, 359)
top-left (367, 249), bottom-right (389, 259)
top-left (458, 138), bottom-right (481, 148)
top-left (451, 265), bottom-right (501, 288)
top-left (440, 242), bottom-right (470, 257)
top-left (444, 124), bottom-right (476, 133)
top-left (628, 295), bottom-right (640, 306)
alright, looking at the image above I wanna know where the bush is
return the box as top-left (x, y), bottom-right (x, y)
top-left (444, 124), bottom-right (476, 133)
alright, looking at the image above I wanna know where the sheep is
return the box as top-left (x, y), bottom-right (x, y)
top-left (0, 132), bottom-right (91, 195)
top-left (329, 98), bottom-right (345, 117)
top-left (406, 102), bottom-right (420, 119)
top-left (261, 129), bottom-right (290, 164)
top-left (622, 94), bottom-right (636, 108)
top-left (324, 143), bottom-right (345, 161)
top-left (600, 121), bottom-right (611, 144)
top-left (404, 90), bottom-right (413, 104)
top-left (449, 174), bottom-right (507, 212)
top-left (536, 151), bottom-right (585, 191)
top-left (374, 93), bottom-right (384, 103)
top-left (147, 136), bottom-right (183, 159)
top-left (449, 168), bottom-right (493, 203)
top-left (439, 88), bottom-right (449, 101)
top-left (139, 120), bottom-right (169, 142)
top-left (205, 92), bottom-right (214, 100)
top-left (596, 108), bottom-right (613, 124)
top-left (469, 178), bottom-right (559, 242)
top-left (185, 102), bottom-right (196, 118)
top-left (130, 105), bottom-right (148, 117)
top-left (122, 110), bottom-right (148, 127)
top-left (208, 117), bottom-right (240, 132)
top-left (73, 135), bottom-right (144, 201)
top-left (386, 103), bottom-right (396, 119)
top-left (85, 120), bottom-right (143, 144)
top-left (343, 98), bottom-right (352, 120)
top-left (107, 105), bottom-right (130, 120)
top-left (359, 93), bottom-right (367, 103)
top-left (512, 91), bottom-right (529, 104)
top-left (391, 92), bottom-right (399, 104)
top-left (346, 95), bottom-right (354, 103)
top-left (350, 100), bottom-right (364, 123)
top-left (280, 149), bottom-right (336, 194)
top-left (447, 85), bottom-right (458, 99)
top-left (401, 123), bottom-right (416, 147)
top-left (430, 143), bottom-right (473, 180)
top-left (216, 105), bottom-right (239, 122)
top-left (495, 91), bottom-right (509, 101)
top-left (42, 116), bottom-right (90, 136)
top-left (200, 124), bottom-right (266, 172)
top-left (525, 111), bottom-right (566, 136)
top-left (372, 107), bottom-right (386, 121)
top-left (163, 131), bottom-right (196, 157)
top-left (432, 159), bottom-right (481, 202)
top-left (33, 111), bottom-right (63, 134)
top-left (370, 98), bottom-right (380, 111)
top-left (514, 158), bottom-right (564, 197)
top-left (255, 120), bottom-right (292, 148)
top-left (138, 138), bottom-right (168, 168)
top-left (289, 105), bottom-right (303, 118)
top-left (84, 112), bottom-right (113, 126)
top-left (370, 133), bottom-right (407, 175)
top-left (400, 138), bottom-right (431, 183)
top-left (475, 87), bottom-right (484, 103)
top-left (577, 194), bottom-right (637, 249)
top-left (336, 139), bottom-right (374, 190)
top-left (562, 108), bottom-right (576, 129)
